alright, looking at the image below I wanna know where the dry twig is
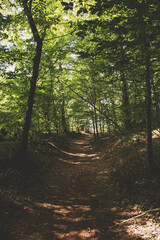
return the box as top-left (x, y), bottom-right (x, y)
top-left (110, 208), bottom-right (160, 229)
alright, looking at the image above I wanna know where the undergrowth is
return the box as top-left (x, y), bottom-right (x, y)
top-left (0, 134), bottom-right (67, 190)
top-left (95, 131), bottom-right (160, 210)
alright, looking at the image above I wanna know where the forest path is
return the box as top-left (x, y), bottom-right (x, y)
top-left (0, 134), bottom-right (142, 239)
top-left (37, 133), bottom-right (115, 239)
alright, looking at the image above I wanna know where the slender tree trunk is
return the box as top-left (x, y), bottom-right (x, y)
top-left (151, 77), bottom-right (160, 127)
top-left (50, 77), bottom-right (59, 135)
top-left (76, 119), bottom-right (79, 133)
top-left (107, 120), bottom-right (111, 136)
top-left (92, 112), bottom-right (96, 141)
top-left (121, 72), bottom-right (131, 130)
top-left (91, 76), bottom-right (99, 140)
top-left (53, 102), bottom-right (59, 135)
top-left (93, 104), bottom-right (99, 140)
top-left (99, 104), bottom-right (103, 135)
top-left (111, 98), bottom-right (117, 126)
top-left (145, 56), bottom-right (153, 167)
top-left (99, 116), bottom-right (103, 135)
top-left (21, 39), bottom-right (43, 151)
top-left (102, 117), bottom-right (105, 134)
top-left (61, 98), bottom-right (68, 134)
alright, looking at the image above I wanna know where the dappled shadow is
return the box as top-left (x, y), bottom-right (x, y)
top-left (0, 134), bottom-right (149, 239)
top-left (0, 189), bottom-right (145, 240)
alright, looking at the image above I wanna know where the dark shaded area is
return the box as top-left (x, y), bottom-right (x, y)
top-left (0, 228), bottom-right (13, 240)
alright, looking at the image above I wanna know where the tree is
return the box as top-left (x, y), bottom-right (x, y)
top-left (20, 0), bottom-right (43, 152)
top-left (18, 0), bottom-right (65, 151)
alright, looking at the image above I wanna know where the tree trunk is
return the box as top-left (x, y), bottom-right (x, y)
top-left (21, 40), bottom-right (43, 151)
top-left (18, 0), bottom-right (43, 152)
top-left (151, 77), bottom-right (160, 127)
top-left (102, 117), bottom-right (105, 134)
top-left (53, 102), bottom-right (59, 135)
top-left (136, 0), bottom-right (154, 169)
top-left (111, 98), bottom-right (117, 126)
top-left (91, 112), bottom-right (96, 141)
top-left (99, 115), bottom-right (103, 135)
top-left (61, 98), bottom-right (68, 134)
top-left (93, 104), bottom-right (99, 140)
top-left (121, 72), bottom-right (131, 130)
top-left (19, 0), bottom-right (43, 152)
top-left (99, 104), bottom-right (104, 135)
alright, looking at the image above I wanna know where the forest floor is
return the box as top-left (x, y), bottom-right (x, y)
top-left (0, 132), bottom-right (160, 239)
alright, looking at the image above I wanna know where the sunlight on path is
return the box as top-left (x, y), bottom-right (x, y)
top-left (60, 150), bottom-right (97, 158)
top-left (0, 134), bottom-right (153, 240)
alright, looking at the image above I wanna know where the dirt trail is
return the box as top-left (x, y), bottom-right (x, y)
top-left (0, 134), bottom-right (143, 239)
